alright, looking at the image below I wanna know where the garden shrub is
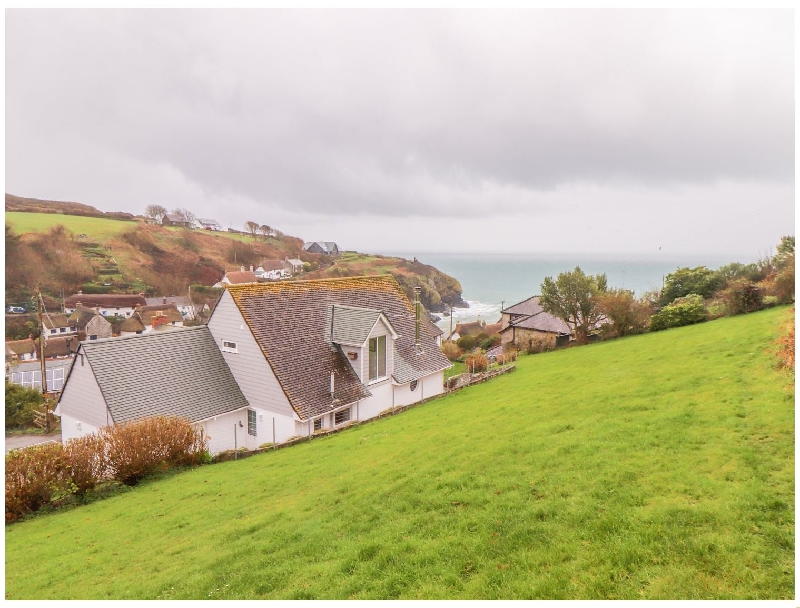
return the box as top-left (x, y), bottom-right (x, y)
top-left (5, 382), bottom-right (44, 429)
top-left (457, 335), bottom-right (476, 351)
top-left (650, 294), bottom-right (707, 331)
top-left (101, 416), bottom-right (208, 486)
top-left (440, 340), bottom-right (462, 361)
top-left (5, 443), bottom-right (67, 523)
top-left (718, 279), bottom-right (763, 316)
top-left (464, 352), bottom-right (489, 373)
top-left (62, 434), bottom-right (106, 495)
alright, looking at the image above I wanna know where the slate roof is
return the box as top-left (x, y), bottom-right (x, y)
top-left (64, 326), bottom-right (249, 424)
top-left (502, 296), bottom-right (545, 317)
top-left (145, 296), bottom-right (192, 308)
top-left (65, 293), bottom-right (147, 309)
top-left (324, 304), bottom-right (397, 347)
top-left (225, 276), bottom-right (451, 421)
top-left (504, 311), bottom-right (571, 335)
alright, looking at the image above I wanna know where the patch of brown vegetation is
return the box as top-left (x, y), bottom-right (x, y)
top-left (775, 307), bottom-right (794, 371)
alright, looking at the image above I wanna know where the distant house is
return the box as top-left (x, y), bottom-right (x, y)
top-left (303, 241), bottom-right (340, 256)
top-left (196, 218), bottom-right (223, 231)
top-left (64, 293), bottom-right (147, 317)
top-left (6, 336), bottom-right (79, 393)
top-left (5, 338), bottom-right (37, 362)
top-left (207, 275), bottom-right (450, 445)
top-left (42, 313), bottom-right (78, 341)
top-left (255, 260), bottom-right (290, 281)
top-left (499, 296), bottom-right (573, 349)
top-left (145, 296), bottom-right (196, 320)
top-left (283, 257), bottom-right (304, 275)
top-left (214, 269), bottom-right (260, 288)
top-left (447, 320), bottom-right (501, 342)
top-left (161, 213), bottom-right (193, 228)
top-left (54, 327), bottom-right (251, 454)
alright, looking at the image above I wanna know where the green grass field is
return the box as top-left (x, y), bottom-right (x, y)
top-left (5, 212), bottom-right (135, 240)
top-left (5, 307), bottom-right (794, 599)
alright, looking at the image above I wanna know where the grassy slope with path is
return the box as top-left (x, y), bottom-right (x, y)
top-left (5, 306), bottom-right (794, 600)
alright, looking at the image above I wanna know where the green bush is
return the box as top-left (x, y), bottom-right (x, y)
top-left (650, 294), bottom-right (707, 331)
top-left (5, 382), bottom-right (44, 429)
top-left (457, 335), bottom-right (476, 351)
top-left (660, 267), bottom-right (720, 306)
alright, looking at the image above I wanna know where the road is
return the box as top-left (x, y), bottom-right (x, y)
top-left (5, 433), bottom-right (61, 453)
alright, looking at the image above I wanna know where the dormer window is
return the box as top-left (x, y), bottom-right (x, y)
top-left (368, 335), bottom-right (387, 381)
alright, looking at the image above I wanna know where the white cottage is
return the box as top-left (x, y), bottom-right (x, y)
top-left (54, 327), bottom-right (252, 454)
top-left (207, 275), bottom-right (451, 445)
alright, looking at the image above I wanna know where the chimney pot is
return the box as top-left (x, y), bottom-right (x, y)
top-left (162, 296), bottom-right (167, 304)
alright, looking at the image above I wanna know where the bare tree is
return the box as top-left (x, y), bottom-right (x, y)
top-left (171, 208), bottom-right (196, 228)
top-left (145, 204), bottom-right (167, 223)
top-left (259, 224), bottom-right (271, 238)
top-left (244, 221), bottom-right (259, 237)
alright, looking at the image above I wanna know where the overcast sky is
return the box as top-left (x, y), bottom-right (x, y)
top-left (5, 9), bottom-right (795, 258)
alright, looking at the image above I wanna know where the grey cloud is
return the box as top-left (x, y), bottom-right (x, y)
top-left (5, 9), bottom-right (794, 226)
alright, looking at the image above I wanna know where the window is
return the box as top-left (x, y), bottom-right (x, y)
top-left (247, 409), bottom-right (257, 436)
top-left (60, 327), bottom-right (66, 333)
top-left (334, 409), bottom-right (351, 426)
top-left (221, 340), bottom-right (238, 354)
top-left (368, 335), bottom-right (387, 381)
top-left (50, 329), bottom-right (57, 334)
top-left (313, 418), bottom-right (323, 432)
top-left (410, 380), bottom-right (418, 392)
top-left (46, 368), bottom-right (65, 392)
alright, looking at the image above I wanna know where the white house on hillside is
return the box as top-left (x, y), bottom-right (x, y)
top-left (207, 275), bottom-right (450, 446)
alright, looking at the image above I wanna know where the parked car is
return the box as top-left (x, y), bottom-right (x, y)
top-left (7, 306), bottom-right (26, 314)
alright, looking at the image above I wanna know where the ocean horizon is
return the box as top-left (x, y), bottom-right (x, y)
top-left (380, 251), bottom-right (746, 332)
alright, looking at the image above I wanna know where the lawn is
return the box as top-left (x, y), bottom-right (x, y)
top-left (5, 307), bottom-right (793, 599)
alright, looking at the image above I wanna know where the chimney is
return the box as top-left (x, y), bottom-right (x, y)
top-left (414, 287), bottom-right (421, 351)
top-left (162, 296), bottom-right (167, 305)
top-left (152, 312), bottom-right (169, 330)
top-left (240, 265), bottom-right (245, 272)
top-left (250, 265), bottom-right (254, 272)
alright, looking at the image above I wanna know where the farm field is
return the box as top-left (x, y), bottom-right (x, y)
top-left (5, 307), bottom-right (794, 600)
top-left (5, 211), bottom-right (134, 241)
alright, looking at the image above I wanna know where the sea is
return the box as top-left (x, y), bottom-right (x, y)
top-left (382, 251), bottom-right (738, 334)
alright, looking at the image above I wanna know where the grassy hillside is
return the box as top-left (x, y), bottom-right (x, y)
top-left (5, 307), bottom-right (793, 600)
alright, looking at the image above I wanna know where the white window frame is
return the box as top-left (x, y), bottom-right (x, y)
top-left (221, 340), bottom-right (238, 354)
top-left (247, 409), bottom-right (257, 437)
top-left (368, 335), bottom-right (387, 383)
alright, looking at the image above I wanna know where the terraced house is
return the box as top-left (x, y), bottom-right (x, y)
top-left (207, 275), bottom-right (451, 449)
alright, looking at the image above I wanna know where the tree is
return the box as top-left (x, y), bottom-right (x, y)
top-left (244, 221), bottom-right (259, 237)
top-left (259, 224), bottom-right (271, 238)
top-left (540, 266), bottom-right (607, 344)
top-left (597, 288), bottom-right (653, 337)
top-left (145, 204), bottom-right (167, 223)
top-left (171, 208), bottom-right (196, 228)
top-left (660, 266), bottom-right (720, 306)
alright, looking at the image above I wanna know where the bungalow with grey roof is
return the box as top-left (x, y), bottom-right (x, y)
top-left (54, 326), bottom-right (252, 454)
top-left (303, 241), bottom-right (340, 256)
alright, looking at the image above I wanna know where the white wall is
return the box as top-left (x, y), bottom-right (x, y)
top-left (59, 413), bottom-right (101, 443)
top-left (207, 291), bottom-right (297, 443)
